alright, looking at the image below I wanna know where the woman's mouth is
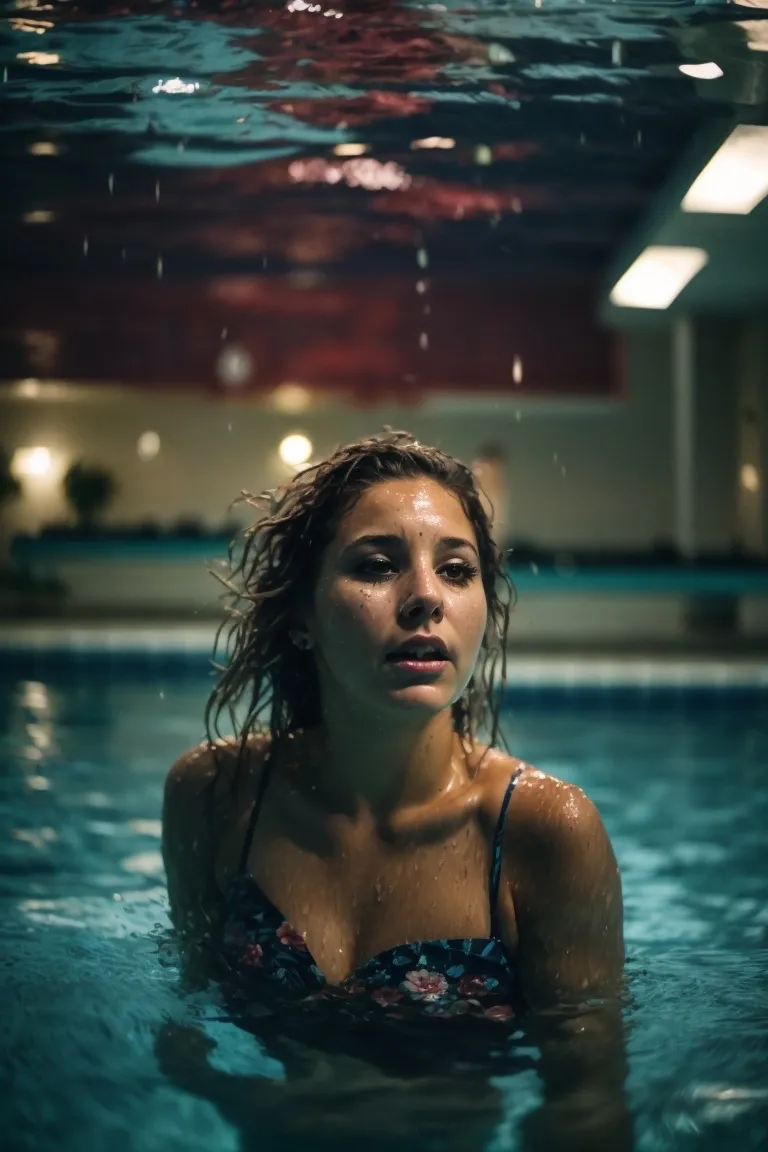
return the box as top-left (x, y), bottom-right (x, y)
top-left (385, 655), bottom-right (449, 674)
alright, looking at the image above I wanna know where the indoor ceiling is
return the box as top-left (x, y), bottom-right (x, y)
top-left (1, 0), bottom-right (767, 387)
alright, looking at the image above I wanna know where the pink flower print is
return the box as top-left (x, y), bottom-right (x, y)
top-left (242, 942), bottom-right (264, 967)
top-left (458, 973), bottom-right (498, 998)
top-left (483, 1004), bottom-right (515, 1022)
top-left (401, 969), bottom-right (449, 1001)
top-left (276, 921), bottom-right (308, 950)
top-left (371, 987), bottom-right (403, 1006)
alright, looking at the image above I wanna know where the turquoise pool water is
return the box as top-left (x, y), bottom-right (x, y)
top-left (1, 670), bottom-right (767, 1151)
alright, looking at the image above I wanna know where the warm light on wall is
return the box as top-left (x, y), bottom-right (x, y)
top-left (272, 383), bottom-right (312, 414)
top-left (12, 447), bottom-right (53, 479)
top-left (14, 379), bottom-right (42, 399)
top-left (279, 434), bottom-right (313, 467)
top-left (137, 431), bottom-right (161, 460)
top-left (741, 463), bottom-right (761, 493)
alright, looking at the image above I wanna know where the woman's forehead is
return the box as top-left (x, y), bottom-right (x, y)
top-left (336, 477), bottom-right (472, 538)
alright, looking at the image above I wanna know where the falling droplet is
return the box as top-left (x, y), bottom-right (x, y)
top-left (416, 279), bottom-right (428, 295)
top-left (512, 355), bottom-right (523, 384)
top-left (580, 132), bottom-right (586, 146)
top-left (515, 410), bottom-right (522, 421)
top-left (121, 248), bottom-right (127, 261)
top-left (177, 140), bottom-right (185, 153)
top-left (108, 173), bottom-right (114, 195)
top-left (417, 247), bottom-right (429, 269)
top-left (156, 254), bottom-right (163, 279)
top-left (636, 129), bottom-right (643, 147)
top-left (419, 332), bottom-right (429, 351)
top-left (155, 180), bottom-right (160, 203)
top-left (83, 236), bottom-right (89, 257)
top-left (263, 256), bottom-right (268, 269)
top-left (474, 144), bottom-right (493, 166)
top-left (612, 40), bottom-right (623, 66)
top-left (221, 327), bottom-right (228, 340)
top-left (512, 197), bottom-right (522, 214)
top-left (2, 67), bottom-right (7, 83)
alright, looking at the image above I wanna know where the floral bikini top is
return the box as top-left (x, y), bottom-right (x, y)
top-left (221, 763), bottom-right (525, 1026)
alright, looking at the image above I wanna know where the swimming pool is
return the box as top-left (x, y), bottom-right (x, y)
top-left (1, 667), bottom-right (766, 1152)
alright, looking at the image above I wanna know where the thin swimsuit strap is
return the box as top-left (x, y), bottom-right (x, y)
top-left (488, 766), bottom-right (524, 937)
top-left (236, 746), bottom-right (524, 937)
top-left (236, 744), bottom-right (274, 876)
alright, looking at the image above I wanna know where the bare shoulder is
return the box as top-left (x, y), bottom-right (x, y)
top-left (477, 748), bottom-right (609, 855)
top-left (164, 731), bottom-right (271, 812)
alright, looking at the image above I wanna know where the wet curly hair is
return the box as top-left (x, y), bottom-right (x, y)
top-left (204, 428), bottom-right (516, 773)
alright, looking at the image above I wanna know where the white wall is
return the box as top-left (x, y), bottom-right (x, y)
top-left (0, 326), bottom-right (743, 556)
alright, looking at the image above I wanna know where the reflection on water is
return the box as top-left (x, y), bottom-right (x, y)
top-left (1, 673), bottom-right (767, 1150)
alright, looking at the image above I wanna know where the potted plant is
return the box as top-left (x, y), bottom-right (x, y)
top-left (62, 461), bottom-right (117, 531)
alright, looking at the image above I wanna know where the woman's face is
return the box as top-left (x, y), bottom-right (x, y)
top-left (303, 477), bottom-right (489, 720)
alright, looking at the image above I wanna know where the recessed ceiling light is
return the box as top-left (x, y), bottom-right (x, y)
top-left (609, 246), bottom-right (709, 309)
top-left (682, 125), bottom-right (768, 214)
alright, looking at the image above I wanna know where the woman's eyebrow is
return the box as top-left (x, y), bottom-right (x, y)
top-left (342, 533), bottom-right (479, 558)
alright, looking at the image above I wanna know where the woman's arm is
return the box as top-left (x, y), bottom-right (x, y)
top-left (161, 741), bottom-right (231, 984)
top-left (508, 777), bottom-right (633, 1152)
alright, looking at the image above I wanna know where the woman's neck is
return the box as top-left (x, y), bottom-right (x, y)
top-left (298, 711), bottom-right (470, 820)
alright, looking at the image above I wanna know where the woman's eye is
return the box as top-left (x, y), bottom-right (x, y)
top-left (357, 559), bottom-right (478, 585)
top-left (443, 562), bottom-right (479, 586)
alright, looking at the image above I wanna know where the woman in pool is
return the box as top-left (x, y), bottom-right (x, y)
top-left (161, 429), bottom-right (631, 1148)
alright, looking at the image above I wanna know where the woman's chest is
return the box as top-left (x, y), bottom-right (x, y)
top-left (239, 825), bottom-right (494, 984)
